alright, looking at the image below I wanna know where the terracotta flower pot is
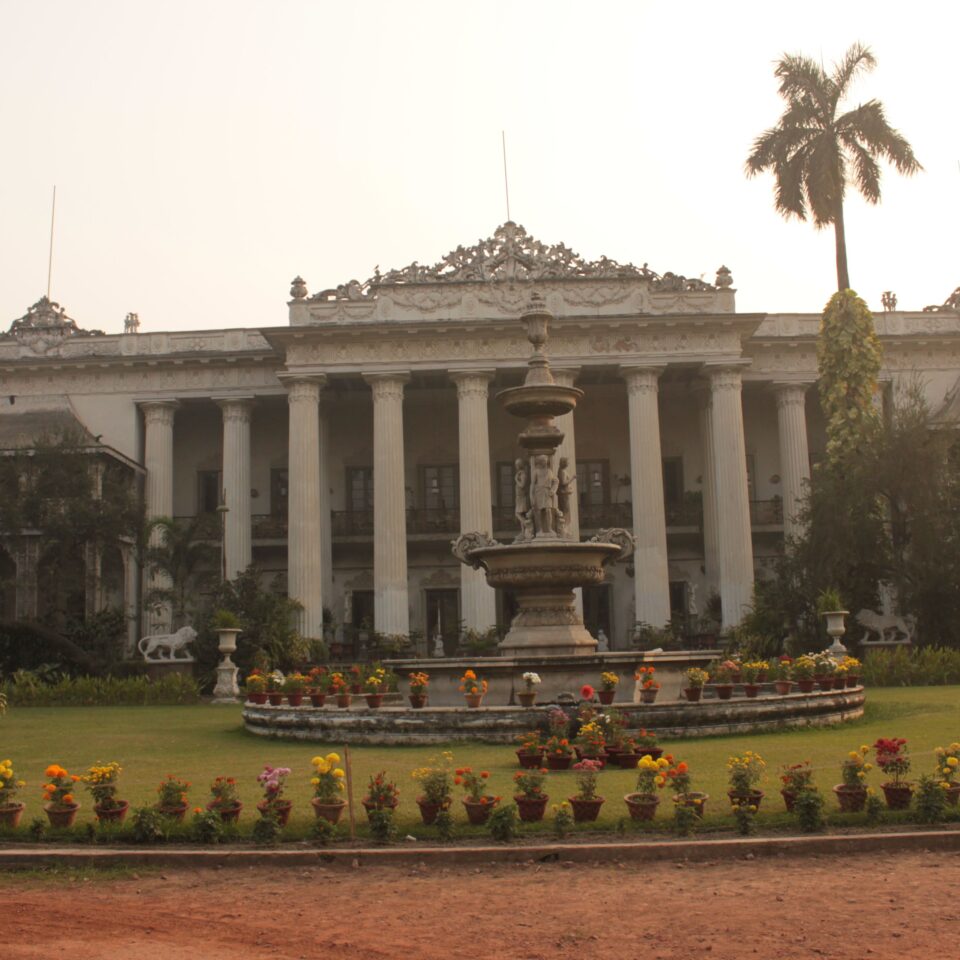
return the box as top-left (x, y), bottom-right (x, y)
top-left (247, 692), bottom-right (267, 704)
top-left (514, 795), bottom-right (549, 822)
top-left (712, 683), bottom-right (734, 700)
top-left (462, 796), bottom-right (497, 825)
top-left (267, 692), bottom-right (284, 706)
top-left (682, 687), bottom-right (703, 703)
top-left (516, 750), bottom-right (545, 769)
top-left (517, 691), bottom-right (537, 708)
top-left (674, 792), bottom-right (709, 817)
top-left (416, 796), bottom-right (450, 825)
top-left (624, 793), bottom-right (659, 821)
top-left (568, 796), bottom-right (605, 822)
top-left (311, 798), bottom-right (346, 824)
top-left (816, 677), bottom-right (834, 691)
top-left (636, 746), bottom-right (663, 761)
top-left (207, 801), bottom-right (243, 823)
top-left (640, 688), bottom-right (659, 704)
top-left (309, 693), bottom-right (327, 707)
top-left (362, 798), bottom-right (399, 821)
top-left (287, 694), bottom-right (304, 707)
top-left (833, 784), bottom-right (867, 813)
top-left (833, 676), bottom-right (847, 691)
top-left (846, 675), bottom-right (861, 689)
top-left (743, 683), bottom-right (761, 699)
top-left (158, 803), bottom-right (188, 822)
top-left (727, 789), bottom-right (764, 810)
top-left (943, 784), bottom-right (960, 807)
top-left (365, 693), bottom-right (384, 708)
top-left (44, 802), bottom-right (80, 829)
top-left (257, 799), bottom-right (293, 826)
top-left (546, 753), bottom-right (573, 771)
top-left (780, 789), bottom-right (797, 813)
top-left (796, 678), bottom-right (816, 693)
top-left (0, 802), bottom-right (25, 829)
top-left (774, 680), bottom-right (794, 695)
top-left (615, 752), bottom-right (640, 770)
top-left (94, 800), bottom-right (130, 824)
top-left (464, 694), bottom-right (484, 708)
top-left (597, 689), bottom-right (616, 705)
top-left (409, 694), bottom-right (427, 709)
top-left (881, 782), bottom-right (913, 810)
top-left (350, 683), bottom-right (363, 695)
top-left (336, 693), bottom-right (352, 709)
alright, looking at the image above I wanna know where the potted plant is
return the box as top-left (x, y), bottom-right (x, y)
top-left (457, 767), bottom-right (498, 825)
top-left (727, 750), bottom-right (766, 809)
top-left (0, 759), bottom-right (26, 829)
top-left (266, 672), bottom-right (284, 706)
top-left (792, 655), bottom-right (817, 693)
top-left (84, 761), bottom-right (128, 824)
top-left (328, 672), bottom-right (351, 709)
top-left (624, 753), bottom-right (670, 821)
top-left (307, 666), bottom-right (329, 706)
top-left (579, 683), bottom-right (596, 703)
top-left (156, 774), bottom-right (191, 822)
top-left (207, 775), bottom-right (242, 823)
top-left (212, 608), bottom-right (242, 650)
top-left (874, 737), bottom-right (912, 809)
top-left (740, 661), bottom-right (767, 698)
top-left (512, 767), bottom-right (549, 822)
top-left (598, 671), bottom-right (619, 705)
top-left (311, 753), bottom-right (347, 823)
top-left (515, 731), bottom-right (545, 769)
top-left (283, 673), bottom-right (308, 707)
top-left (244, 670), bottom-right (268, 705)
top-left (518, 671), bottom-right (541, 707)
top-left (574, 720), bottom-right (607, 765)
top-left (772, 657), bottom-right (794, 695)
top-left (255, 764), bottom-right (293, 826)
top-left (633, 728), bottom-right (663, 762)
top-left (362, 770), bottom-right (399, 820)
top-left (458, 669), bottom-right (488, 708)
top-left (682, 667), bottom-right (709, 702)
top-left (364, 667), bottom-right (387, 708)
top-left (412, 753), bottom-right (453, 825)
top-left (668, 759), bottom-right (707, 817)
top-left (779, 761), bottom-right (814, 813)
top-left (568, 758), bottom-right (605, 822)
top-left (842, 656), bottom-right (862, 688)
top-left (41, 764), bottom-right (81, 829)
top-left (817, 587), bottom-right (848, 646)
top-left (348, 664), bottom-right (364, 695)
top-left (935, 742), bottom-right (960, 806)
top-left (711, 660), bottom-right (737, 700)
top-left (408, 671), bottom-right (430, 708)
top-left (597, 709), bottom-right (626, 757)
top-left (635, 665), bottom-right (660, 704)
top-left (833, 745), bottom-right (871, 812)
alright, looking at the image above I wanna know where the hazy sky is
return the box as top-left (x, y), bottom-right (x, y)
top-left (1, 2), bottom-right (956, 334)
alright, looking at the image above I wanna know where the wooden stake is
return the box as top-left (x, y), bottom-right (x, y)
top-left (344, 744), bottom-right (357, 841)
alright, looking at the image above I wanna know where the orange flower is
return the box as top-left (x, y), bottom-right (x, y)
top-left (480, 771), bottom-right (489, 779)
top-left (62, 793), bottom-right (74, 804)
top-left (677, 762), bottom-right (688, 774)
top-left (71, 775), bottom-right (82, 782)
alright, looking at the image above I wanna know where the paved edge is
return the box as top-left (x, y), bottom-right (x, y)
top-left (1, 829), bottom-right (958, 869)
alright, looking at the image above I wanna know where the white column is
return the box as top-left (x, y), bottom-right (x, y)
top-left (364, 372), bottom-right (410, 636)
top-left (286, 377), bottom-right (325, 639)
top-left (142, 399), bottom-right (178, 633)
top-left (450, 369), bottom-right (497, 632)
top-left (120, 541), bottom-right (139, 657)
top-left (215, 396), bottom-right (254, 580)
top-left (697, 389), bottom-right (719, 591)
top-left (318, 402), bottom-right (334, 623)
top-left (773, 382), bottom-right (812, 542)
top-left (622, 365), bottom-right (671, 629)
top-left (553, 367), bottom-right (584, 617)
top-left (705, 363), bottom-right (754, 629)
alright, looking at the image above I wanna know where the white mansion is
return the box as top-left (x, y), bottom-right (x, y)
top-left (2, 222), bottom-right (959, 652)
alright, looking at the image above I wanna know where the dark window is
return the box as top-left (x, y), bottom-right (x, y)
top-left (425, 589), bottom-right (460, 648)
top-left (496, 461), bottom-right (516, 508)
top-left (669, 581), bottom-right (688, 621)
top-left (270, 468), bottom-right (288, 518)
top-left (197, 470), bottom-right (222, 514)
top-left (421, 464), bottom-right (458, 510)
top-left (350, 590), bottom-right (375, 631)
top-left (346, 467), bottom-right (374, 513)
top-left (662, 457), bottom-right (684, 508)
top-left (576, 460), bottom-right (608, 507)
top-left (745, 454), bottom-right (756, 501)
top-left (583, 584), bottom-right (612, 645)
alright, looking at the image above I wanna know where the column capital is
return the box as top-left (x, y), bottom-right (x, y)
top-left (281, 375), bottom-right (326, 404)
top-left (213, 395), bottom-right (255, 422)
top-left (363, 370), bottom-right (410, 402)
top-left (620, 364), bottom-right (666, 395)
top-left (448, 368), bottom-right (495, 398)
top-left (770, 381), bottom-right (813, 409)
top-left (140, 399), bottom-right (180, 425)
top-left (551, 366), bottom-right (581, 388)
top-left (703, 359), bottom-right (751, 391)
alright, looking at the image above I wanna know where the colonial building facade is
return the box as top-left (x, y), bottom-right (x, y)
top-left (2, 223), bottom-right (959, 652)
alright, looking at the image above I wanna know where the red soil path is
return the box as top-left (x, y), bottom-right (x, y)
top-left (5, 849), bottom-right (958, 959)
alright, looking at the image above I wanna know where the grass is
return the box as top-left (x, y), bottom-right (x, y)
top-left (1, 687), bottom-right (957, 840)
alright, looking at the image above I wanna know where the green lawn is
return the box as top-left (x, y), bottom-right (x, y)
top-left (2, 687), bottom-right (958, 838)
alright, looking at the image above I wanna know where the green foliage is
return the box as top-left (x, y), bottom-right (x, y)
top-left (862, 647), bottom-right (960, 686)
top-left (864, 792), bottom-right (885, 826)
top-left (731, 804), bottom-right (756, 836)
top-left (143, 516), bottom-right (219, 627)
top-left (434, 807), bottom-right (454, 843)
top-left (130, 806), bottom-right (166, 844)
top-left (552, 802), bottom-right (573, 839)
top-left (673, 803), bottom-right (698, 837)
top-left (2, 672), bottom-right (200, 706)
top-left (367, 808), bottom-right (396, 845)
top-left (211, 609), bottom-right (241, 630)
top-left (251, 811), bottom-right (282, 845)
top-left (914, 774), bottom-right (946, 825)
top-left (793, 788), bottom-right (825, 833)
top-left (308, 816), bottom-right (338, 846)
top-left (488, 802), bottom-right (519, 843)
top-left (190, 809), bottom-right (225, 844)
top-left (28, 817), bottom-right (47, 841)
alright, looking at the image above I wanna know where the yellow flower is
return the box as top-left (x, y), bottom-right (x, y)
top-left (311, 756), bottom-right (323, 766)
top-left (314, 760), bottom-right (329, 775)
top-left (860, 745), bottom-right (870, 754)
top-left (947, 757), bottom-right (958, 768)
top-left (848, 751), bottom-right (859, 760)
top-left (326, 753), bottom-right (341, 764)
top-left (333, 769), bottom-right (345, 779)
top-left (310, 777), bottom-right (320, 786)
top-left (863, 763), bottom-right (872, 772)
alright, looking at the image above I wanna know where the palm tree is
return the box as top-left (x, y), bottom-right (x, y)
top-left (746, 43), bottom-right (921, 291)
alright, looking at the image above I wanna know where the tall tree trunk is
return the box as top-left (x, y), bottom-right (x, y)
top-left (833, 201), bottom-right (850, 291)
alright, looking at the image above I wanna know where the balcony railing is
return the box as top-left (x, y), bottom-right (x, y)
top-left (578, 502), bottom-right (633, 530)
top-left (749, 498), bottom-right (783, 525)
top-left (332, 510), bottom-right (375, 537)
top-left (407, 507), bottom-right (460, 535)
top-left (252, 514), bottom-right (288, 539)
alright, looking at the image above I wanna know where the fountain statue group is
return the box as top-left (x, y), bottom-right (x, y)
top-left (514, 454), bottom-right (575, 540)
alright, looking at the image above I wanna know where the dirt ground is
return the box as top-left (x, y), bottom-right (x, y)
top-left (5, 849), bottom-right (959, 959)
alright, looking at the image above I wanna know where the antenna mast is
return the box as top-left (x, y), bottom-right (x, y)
top-left (46, 186), bottom-right (56, 299)
top-left (501, 131), bottom-right (511, 222)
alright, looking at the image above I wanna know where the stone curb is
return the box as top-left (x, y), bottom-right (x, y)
top-left (1, 828), bottom-right (958, 870)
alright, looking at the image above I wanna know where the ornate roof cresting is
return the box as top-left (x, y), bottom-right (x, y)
top-left (3, 296), bottom-right (104, 354)
top-left (308, 222), bottom-right (722, 301)
top-left (924, 286), bottom-right (960, 313)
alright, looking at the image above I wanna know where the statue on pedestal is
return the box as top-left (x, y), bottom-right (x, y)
top-left (556, 457), bottom-right (575, 538)
top-left (531, 454), bottom-right (559, 537)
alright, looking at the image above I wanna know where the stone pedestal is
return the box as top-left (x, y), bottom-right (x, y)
top-left (212, 660), bottom-right (240, 703)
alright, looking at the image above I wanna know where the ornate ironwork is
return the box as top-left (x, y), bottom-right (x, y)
top-left (924, 286), bottom-right (960, 313)
top-left (310, 221), bottom-right (718, 301)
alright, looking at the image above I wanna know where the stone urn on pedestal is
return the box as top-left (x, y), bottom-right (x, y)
top-left (211, 610), bottom-right (242, 703)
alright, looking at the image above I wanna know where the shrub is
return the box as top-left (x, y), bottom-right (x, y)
top-left (673, 803), bottom-right (698, 837)
top-left (367, 809), bottom-right (396, 845)
top-left (914, 774), bottom-right (946, 825)
top-left (862, 647), bottom-right (960, 687)
top-left (308, 817), bottom-right (337, 847)
top-left (130, 806), bottom-right (166, 844)
top-left (2, 672), bottom-right (201, 707)
top-left (793, 788), bottom-right (825, 833)
top-left (488, 803), bottom-right (519, 843)
top-left (251, 811), bottom-right (282, 846)
top-left (434, 807), bottom-right (454, 843)
top-left (190, 809), bottom-right (225, 844)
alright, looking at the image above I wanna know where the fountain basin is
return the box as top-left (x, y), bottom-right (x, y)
top-left (497, 383), bottom-right (583, 420)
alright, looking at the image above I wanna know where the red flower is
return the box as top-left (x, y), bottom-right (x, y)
top-left (580, 684), bottom-right (595, 701)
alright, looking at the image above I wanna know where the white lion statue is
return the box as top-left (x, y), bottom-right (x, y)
top-left (855, 609), bottom-right (915, 645)
top-left (138, 625), bottom-right (197, 662)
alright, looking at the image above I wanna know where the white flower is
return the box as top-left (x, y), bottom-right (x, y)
top-left (522, 672), bottom-right (541, 685)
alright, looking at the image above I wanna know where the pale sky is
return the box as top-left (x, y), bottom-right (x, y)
top-left (1, 1), bottom-right (956, 334)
